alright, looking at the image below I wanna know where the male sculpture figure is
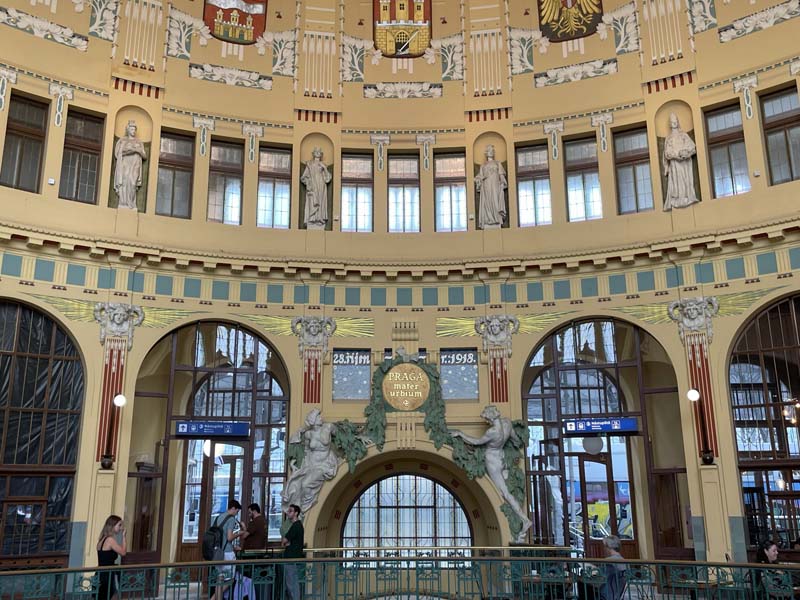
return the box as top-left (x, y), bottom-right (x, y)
top-left (662, 112), bottom-right (699, 210)
top-left (451, 405), bottom-right (532, 542)
top-left (300, 148), bottom-right (332, 229)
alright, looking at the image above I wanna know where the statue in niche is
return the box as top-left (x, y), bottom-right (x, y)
top-left (113, 120), bottom-right (147, 210)
top-left (662, 113), bottom-right (699, 211)
top-left (282, 408), bottom-right (339, 512)
top-left (668, 296), bottom-right (719, 343)
top-left (451, 405), bottom-right (532, 543)
top-left (475, 144), bottom-right (508, 229)
top-left (300, 147), bottom-right (332, 229)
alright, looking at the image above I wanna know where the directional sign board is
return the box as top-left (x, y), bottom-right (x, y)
top-left (562, 417), bottom-right (638, 436)
top-left (175, 421), bottom-right (250, 437)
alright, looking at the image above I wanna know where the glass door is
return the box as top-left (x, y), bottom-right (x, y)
top-left (177, 440), bottom-right (249, 564)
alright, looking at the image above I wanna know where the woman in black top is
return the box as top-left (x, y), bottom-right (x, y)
top-left (96, 515), bottom-right (127, 600)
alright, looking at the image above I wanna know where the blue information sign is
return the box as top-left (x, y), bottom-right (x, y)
top-left (562, 417), bottom-right (638, 435)
top-left (175, 421), bottom-right (250, 437)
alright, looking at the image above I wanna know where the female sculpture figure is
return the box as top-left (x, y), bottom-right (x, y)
top-left (282, 409), bottom-right (339, 513)
top-left (300, 148), bottom-right (332, 229)
top-left (113, 120), bottom-right (147, 210)
top-left (662, 113), bottom-right (699, 210)
top-left (475, 144), bottom-right (508, 229)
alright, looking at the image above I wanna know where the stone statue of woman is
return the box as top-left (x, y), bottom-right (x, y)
top-left (662, 113), bottom-right (699, 211)
top-left (475, 144), bottom-right (508, 229)
top-left (300, 147), bottom-right (332, 229)
top-left (113, 120), bottom-right (147, 210)
top-left (282, 409), bottom-right (339, 512)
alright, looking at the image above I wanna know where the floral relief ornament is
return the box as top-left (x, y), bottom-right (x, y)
top-left (424, 33), bottom-right (465, 81)
top-left (596, 1), bottom-right (641, 55)
top-left (340, 34), bottom-right (373, 82)
top-left (255, 29), bottom-right (297, 77)
top-left (686, 0), bottom-right (717, 36)
top-left (0, 6), bottom-right (88, 50)
top-left (166, 7), bottom-right (210, 60)
top-left (189, 63), bottom-right (273, 90)
top-left (534, 58), bottom-right (617, 87)
top-left (718, 0), bottom-right (800, 43)
top-left (508, 28), bottom-right (549, 75)
top-left (363, 82), bottom-right (443, 99)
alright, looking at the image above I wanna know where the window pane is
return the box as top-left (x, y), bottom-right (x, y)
top-left (207, 172), bottom-right (225, 222)
top-left (518, 146), bottom-right (548, 171)
top-left (710, 146), bottom-right (734, 198)
top-left (617, 165), bottom-right (636, 213)
top-left (789, 125), bottom-right (800, 181)
top-left (18, 138), bottom-right (42, 192)
top-left (707, 108), bottom-right (743, 135)
top-left (341, 185), bottom-right (357, 232)
top-left (567, 174), bottom-right (586, 222)
top-left (729, 142), bottom-right (751, 195)
top-left (614, 129), bottom-right (648, 156)
top-left (173, 170), bottom-right (192, 217)
top-left (273, 180), bottom-right (290, 228)
top-left (535, 178), bottom-right (552, 225)
top-left (356, 186), bottom-right (372, 232)
top-left (767, 131), bottom-right (792, 184)
top-left (434, 155), bottom-right (466, 178)
top-left (342, 156), bottom-right (372, 179)
top-left (259, 149), bottom-right (291, 174)
top-left (634, 163), bottom-right (653, 210)
top-left (59, 148), bottom-right (80, 200)
top-left (211, 143), bottom-right (243, 167)
top-left (223, 176), bottom-right (242, 224)
top-left (584, 171), bottom-right (602, 219)
top-left (388, 157), bottom-right (418, 180)
top-left (156, 168), bottom-right (175, 215)
top-left (160, 134), bottom-right (194, 159)
top-left (8, 98), bottom-right (47, 131)
top-left (0, 135), bottom-right (22, 188)
top-left (65, 113), bottom-right (103, 144)
top-left (518, 179), bottom-right (536, 226)
top-left (257, 179), bottom-right (275, 227)
top-left (763, 90), bottom-right (800, 122)
top-left (565, 140), bottom-right (597, 165)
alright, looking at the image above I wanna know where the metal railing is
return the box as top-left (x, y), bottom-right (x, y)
top-left (0, 551), bottom-right (798, 600)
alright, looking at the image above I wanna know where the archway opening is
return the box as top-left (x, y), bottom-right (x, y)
top-left (126, 320), bottom-right (289, 565)
top-left (522, 318), bottom-right (689, 559)
top-left (728, 293), bottom-right (800, 554)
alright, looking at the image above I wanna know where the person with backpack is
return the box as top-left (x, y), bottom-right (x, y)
top-left (205, 500), bottom-right (244, 600)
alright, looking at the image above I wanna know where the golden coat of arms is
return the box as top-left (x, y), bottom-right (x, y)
top-left (537, 0), bottom-right (603, 42)
top-left (373, 0), bottom-right (432, 58)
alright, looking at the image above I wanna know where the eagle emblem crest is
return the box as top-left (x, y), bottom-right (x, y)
top-left (537, 0), bottom-right (603, 42)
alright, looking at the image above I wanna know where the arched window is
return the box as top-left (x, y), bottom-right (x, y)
top-left (523, 319), bottom-right (684, 559)
top-left (729, 295), bottom-right (800, 548)
top-left (342, 474), bottom-right (472, 558)
top-left (0, 301), bottom-right (84, 565)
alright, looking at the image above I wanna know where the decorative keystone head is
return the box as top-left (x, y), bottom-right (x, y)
top-left (291, 316), bottom-right (336, 356)
top-left (475, 314), bottom-right (520, 355)
top-left (668, 296), bottom-right (719, 344)
top-left (93, 302), bottom-right (145, 350)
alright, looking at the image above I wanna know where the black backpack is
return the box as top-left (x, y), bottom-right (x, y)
top-left (201, 514), bottom-right (233, 561)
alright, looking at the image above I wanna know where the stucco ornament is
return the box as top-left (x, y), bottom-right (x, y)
top-left (300, 147), bottom-right (332, 229)
top-left (534, 58), bottom-right (617, 87)
top-left (94, 302), bottom-right (145, 350)
top-left (282, 409), bottom-right (340, 513)
top-left (166, 7), bottom-right (210, 60)
top-left (668, 297), bottom-right (720, 343)
top-left (662, 112), bottom-right (699, 211)
top-left (0, 6), bottom-right (88, 50)
top-left (113, 120), bottom-right (146, 210)
top-left (451, 406), bottom-right (532, 543)
top-left (597, 1), bottom-right (640, 54)
top-left (291, 316), bottom-right (336, 357)
top-left (426, 34), bottom-right (465, 81)
top-left (340, 34), bottom-right (373, 82)
top-left (509, 28), bottom-right (548, 75)
top-left (475, 314), bottom-right (520, 356)
top-left (363, 82), bottom-right (443, 99)
top-left (188, 63), bottom-right (273, 90)
top-left (475, 144), bottom-right (508, 229)
top-left (719, 0), bottom-right (800, 43)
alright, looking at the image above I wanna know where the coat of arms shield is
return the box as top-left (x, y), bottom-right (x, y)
top-left (373, 0), bottom-right (432, 58)
top-left (204, 0), bottom-right (267, 44)
top-left (537, 0), bottom-right (603, 43)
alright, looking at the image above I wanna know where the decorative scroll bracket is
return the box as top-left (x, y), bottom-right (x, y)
top-left (49, 83), bottom-right (74, 127)
top-left (416, 134), bottom-right (436, 171)
top-left (242, 123), bottom-right (264, 163)
top-left (0, 68), bottom-right (17, 112)
top-left (370, 134), bottom-right (391, 171)
top-left (591, 113), bottom-right (613, 153)
top-left (733, 75), bottom-right (758, 120)
top-left (543, 121), bottom-right (564, 161)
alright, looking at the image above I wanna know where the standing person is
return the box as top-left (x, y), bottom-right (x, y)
top-left (96, 515), bottom-right (127, 600)
top-left (211, 500), bottom-right (245, 600)
top-left (281, 504), bottom-right (305, 600)
top-left (240, 503), bottom-right (267, 551)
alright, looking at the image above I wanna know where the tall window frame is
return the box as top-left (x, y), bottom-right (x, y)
top-left (58, 110), bottom-right (103, 204)
top-left (516, 145), bottom-right (552, 227)
top-left (156, 131), bottom-right (194, 219)
top-left (729, 294), bottom-right (800, 549)
top-left (613, 128), bottom-right (653, 214)
top-left (705, 105), bottom-right (751, 198)
top-left (434, 153), bottom-right (467, 232)
top-left (257, 147), bottom-right (291, 229)
top-left (388, 154), bottom-right (420, 233)
top-left (341, 154), bottom-right (374, 233)
top-left (207, 140), bottom-right (244, 225)
top-left (0, 95), bottom-right (48, 193)
top-left (0, 301), bottom-right (85, 566)
top-left (564, 138), bottom-right (602, 222)
top-left (761, 87), bottom-right (800, 185)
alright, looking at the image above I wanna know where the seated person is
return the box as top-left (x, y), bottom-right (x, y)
top-left (599, 535), bottom-right (626, 600)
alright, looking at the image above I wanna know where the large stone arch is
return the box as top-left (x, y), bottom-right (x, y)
top-left (307, 439), bottom-right (508, 549)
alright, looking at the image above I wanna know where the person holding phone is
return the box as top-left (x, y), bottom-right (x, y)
top-left (96, 515), bottom-right (127, 600)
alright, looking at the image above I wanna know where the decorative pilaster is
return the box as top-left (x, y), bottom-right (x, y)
top-left (192, 116), bottom-right (215, 156)
top-left (668, 297), bottom-right (720, 462)
top-left (49, 83), bottom-right (74, 127)
top-left (416, 134), bottom-right (436, 171)
top-left (475, 315), bottom-right (519, 403)
top-left (0, 68), bottom-right (17, 111)
top-left (291, 316), bottom-right (336, 404)
top-left (733, 75), bottom-right (758, 120)
top-left (242, 123), bottom-right (264, 163)
top-left (591, 113), bottom-right (613, 152)
top-left (371, 134), bottom-right (390, 171)
top-left (543, 121), bottom-right (563, 160)
top-left (93, 303), bottom-right (144, 467)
